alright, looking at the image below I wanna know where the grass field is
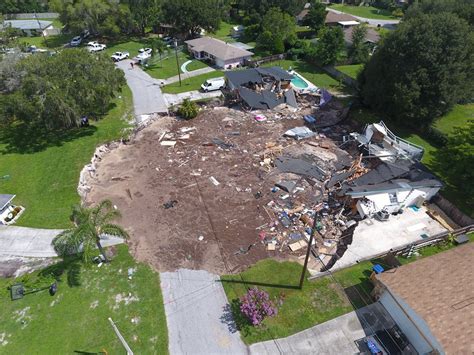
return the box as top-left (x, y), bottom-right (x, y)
top-left (161, 71), bottom-right (224, 94)
top-left (0, 86), bottom-right (132, 228)
top-left (335, 64), bottom-right (363, 79)
top-left (209, 21), bottom-right (237, 42)
top-left (221, 259), bottom-right (373, 344)
top-left (330, 4), bottom-right (396, 20)
top-left (433, 104), bottom-right (474, 135)
top-left (0, 245), bottom-right (168, 353)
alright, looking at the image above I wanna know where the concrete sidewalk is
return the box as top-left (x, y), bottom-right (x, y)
top-left (163, 90), bottom-right (222, 107)
top-left (0, 225), bottom-right (124, 257)
top-left (160, 269), bottom-right (247, 354)
top-left (116, 60), bottom-right (168, 118)
top-left (165, 66), bottom-right (216, 85)
top-left (250, 303), bottom-right (395, 354)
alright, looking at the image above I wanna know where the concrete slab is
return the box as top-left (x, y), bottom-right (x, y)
top-left (163, 90), bottom-right (222, 107)
top-left (250, 303), bottom-right (395, 354)
top-left (310, 206), bottom-right (447, 275)
top-left (160, 269), bottom-right (247, 354)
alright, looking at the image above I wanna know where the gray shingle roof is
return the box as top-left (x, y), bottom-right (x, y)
top-left (185, 37), bottom-right (253, 61)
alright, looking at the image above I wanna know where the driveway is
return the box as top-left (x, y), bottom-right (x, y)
top-left (163, 90), bottom-right (223, 107)
top-left (0, 225), bottom-right (124, 257)
top-left (116, 60), bottom-right (168, 118)
top-left (327, 8), bottom-right (400, 27)
top-left (160, 269), bottom-right (248, 355)
top-left (250, 303), bottom-right (396, 354)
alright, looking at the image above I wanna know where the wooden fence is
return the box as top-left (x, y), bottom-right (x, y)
top-left (432, 194), bottom-right (474, 227)
top-left (245, 53), bottom-right (287, 68)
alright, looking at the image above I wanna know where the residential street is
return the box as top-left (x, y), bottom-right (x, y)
top-left (160, 269), bottom-right (248, 354)
top-left (116, 60), bottom-right (168, 117)
top-left (327, 8), bottom-right (400, 27)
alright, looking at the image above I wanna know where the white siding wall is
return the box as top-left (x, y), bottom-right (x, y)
top-left (379, 290), bottom-right (444, 354)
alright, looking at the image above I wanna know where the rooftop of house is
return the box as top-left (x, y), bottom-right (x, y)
top-left (344, 26), bottom-right (381, 44)
top-left (0, 194), bottom-right (15, 211)
top-left (376, 242), bottom-right (474, 354)
top-left (325, 11), bottom-right (358, 24)
top-left (185, 36), bottom-right (253, 61)
top-left (3, 20), bottom-right (52, 31)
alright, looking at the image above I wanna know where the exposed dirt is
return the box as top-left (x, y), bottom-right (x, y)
top-left (85, 106), bottom-right (354, 274)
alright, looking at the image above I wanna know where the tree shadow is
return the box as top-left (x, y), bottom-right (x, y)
top-left (219, 278), bottom-right (300, 290)
top-left (38, 256), bottom-right (82, 287)
top-left (0, 122), bottom-right (97, 154)
top-left (220, 299), bottom-right (252, 336)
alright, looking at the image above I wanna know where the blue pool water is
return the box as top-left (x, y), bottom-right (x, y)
top-left (291, 74), bottom-right (309, 89)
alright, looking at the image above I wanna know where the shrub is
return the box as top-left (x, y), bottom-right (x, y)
top-left (240, 287), bottom-right (277, 326)
top-left (177, 99), bottom-right (199, 120)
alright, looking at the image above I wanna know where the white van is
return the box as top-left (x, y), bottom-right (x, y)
top-left (201, 77), bottom-right (225, 92)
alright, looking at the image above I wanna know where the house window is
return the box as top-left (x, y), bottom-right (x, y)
top-left (388, 193), bottom-right (398, 204)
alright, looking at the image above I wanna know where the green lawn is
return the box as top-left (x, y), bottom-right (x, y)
top-left (161, 71), bottom-right (224, 94)
top-left (330, 4), bottom-right (396, 20)
top-left (221, 259), bottom-right (373, 344)
top-left (335, 64), bottom-right (364, 79)
top-left (145, 52), bottom-right (208, 80)
top-left (0, 86), bottom-right (132, 228)
top-left (209, 21), bottom-right (237, 43)
top-left (0, 245), bottom-right (168, 354)
top-left (433, 103), bottom-right (474, 135)
top-left (19, 33), bottom-right (74, 49)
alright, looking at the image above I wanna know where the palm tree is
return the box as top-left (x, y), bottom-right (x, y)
top-left (53, 200), bottom-right (129, 263)
top-left (151, 38), bottom-right (167, 67)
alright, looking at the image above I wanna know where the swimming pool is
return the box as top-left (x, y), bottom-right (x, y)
top-left (291, 73), bottom-right (309, 89)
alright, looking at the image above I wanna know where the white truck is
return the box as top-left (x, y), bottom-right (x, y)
top-left (201, 77), bottom-right (225, 92)
top-left (111, 51), bottom-right (130, 62)
top-left (87, 43), bottom-right (106, 52)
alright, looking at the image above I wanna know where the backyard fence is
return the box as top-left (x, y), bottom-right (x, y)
top-left (322, 65), bottom-right (359, 89)
top-left (245, 53), bottom-right (287, 68)
top-left (309, 224), bottom-right (474, 280)
top-left (5, 12), bottom-right (59, 19)
top-left (432, 194), bottom-right (474, 227)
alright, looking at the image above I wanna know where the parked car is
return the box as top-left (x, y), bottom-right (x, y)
top-left (87, 43), bottom-right (106, 52)
top-left (111, 51), bottom-right (130, 62)
top-left (70, 36), bottom-right (82, 47)
top-left (87, 41), bottom-right (100, 47)
top-left (27, 45), bottom-right (47, 54)
top-left (136, 51), bottom-right (151, 64)
top-left (138, 48), bottom-right (152, 54)
top-left (201, 77), bottom-right (225, 92)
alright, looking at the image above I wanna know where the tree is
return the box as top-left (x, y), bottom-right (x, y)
top-left (128, 0), bottom-right (161, 36)
top-left (405, 0), bottom-right (474, 26)
top-left (151, 38), bottom-right (167, 67)
top-left (161, 0), bottom-right (224, 38)
top-left (256, 7), bottom-right (297, 53)
top-left (237, 0), bottom-right (307, 17)
top-left (50, 0), bottom-right (128, 36)
top-left (313, 26), bottom-right (344, 65)
top-left (303, 3), bottom-right (327, 33)
top-left (53, 200), bottom-right (129, 263)
top-left (177, 99), bottom-right (199, 119)
top-left (358, 13), bottom-right (474, 127)
top-left (1, 49), bottom-right (125, 129)
top-left (348, 24), bottom-right (369, 64)
top-left (433, 121), bottom-right (474, 211)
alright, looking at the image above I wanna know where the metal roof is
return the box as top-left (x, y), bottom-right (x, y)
top-left (3, 20), bottom-right (52, 31)
top-left (0, 194), bottom-right (15, 211)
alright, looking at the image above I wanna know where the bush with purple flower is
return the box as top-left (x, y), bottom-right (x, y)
top-left (240, 287), bottom-right (278, 326)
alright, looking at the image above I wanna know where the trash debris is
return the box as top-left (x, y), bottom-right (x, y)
top-left (212, 138), bottom-right (234, 149)
top-left (161, 141), bottom-right (177, 147)
top-left (209, 176), bottom-right (220, 186)
top-left (163, 200), bottom-right (178, 209)
top-left (284, 126), bottom-right (315, 140)
top-left (198, 235), bottom-right (204, 241)
top-left (254, 114), bottom-right (267, 122)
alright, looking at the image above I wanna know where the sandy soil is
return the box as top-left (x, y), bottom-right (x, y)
top-left (85, 107), bottom-right (353, 273)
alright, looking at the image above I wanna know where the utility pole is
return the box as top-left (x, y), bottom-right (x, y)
top-left (299, 208), bottom-right (320, 289)
top-left (108, 317), bottom-right (134, 355)
top-left (33, 12), bottom-right (47, 44)
top-left (174, 39), bottom-right (182, 86)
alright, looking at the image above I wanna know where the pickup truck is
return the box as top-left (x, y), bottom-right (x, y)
top-left (87, 43), bottom-right (106, 52)
top-left (111, 51), bottom-right (130, 62)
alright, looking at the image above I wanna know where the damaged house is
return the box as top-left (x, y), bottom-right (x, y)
top-left (224, 67), bottom-right (298, 110)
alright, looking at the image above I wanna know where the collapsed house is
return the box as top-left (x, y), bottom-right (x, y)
top-left (224, 67), bottom-right (298, 110)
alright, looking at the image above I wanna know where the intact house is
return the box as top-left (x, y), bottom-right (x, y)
top-left (325, 11), bottom-right (359, 27)
top-left (185, 36), bottom-right (253, 69)
top-left (224, 67), bottom-right (298, 110)
top-left (0, 194), bottom-right (24, 225)
top-left (2, 20), bottom-right (53, 37)
top-left (343, 25), bottom-right (380, 49)
top-left (372, 242), bottom-right (474, 354)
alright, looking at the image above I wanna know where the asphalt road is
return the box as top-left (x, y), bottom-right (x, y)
top-left (116, 60), bottom-right (168, 117)
top-left (160, 269), bottom-right (248, 354)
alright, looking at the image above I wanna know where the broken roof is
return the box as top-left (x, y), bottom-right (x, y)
top-left (185, 36), bottom-right (253, 61)
top-left (225, 67), bottom-right (294, 88)
top-left (345, 179), bottom-right (443, 196)
top-left (237, 87), bottom-right (297, 110)
top-left (376, 242), bottom-right (474, 354)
